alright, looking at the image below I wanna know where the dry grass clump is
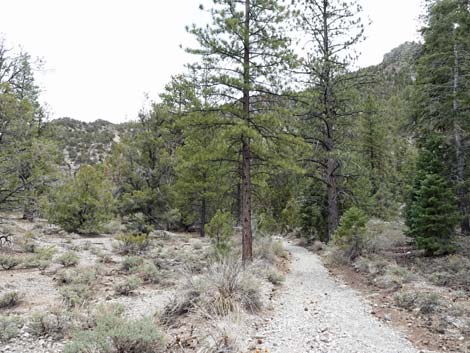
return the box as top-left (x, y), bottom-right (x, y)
top-left (0, 315), bottom-right (22, 342)
top-left (199, 329), bottom-right (240, 353)
top-left (63, 304), bottom-right (162, 353)
top-left (160, 258), bottom-right (262, 325)
top-left (55, 266), bottom-right (98, 286)
top-left (56, 251), bottom-right (80, 267)
top-left (394, 291), bottom-right (442, 314)
top-left (137, 262), bottom-right (160, 284)
top-left (418, 254), bottom-right (470, 290)
top-left (57, 267), bottom-right (99, 308)
top-left (0, 291), bottom-right (20, 308)
top-left (253, 237), bottom-right (288, 263)
top-left (267, 269), bottom-right (285, 285)
top-left (353, 256), bottom-right (418, 290)
top-left (28, 307), bottom-right (70, 339)
top-left (114, 276), bottom-right (142, 296)
top-left (0, 255), bottom-right (21, 270)
top-left (363, 219), bottom-right (409, 252)
top-left (120, 256), bottom-right (144, 272)
top-left (114, 233), bottom-right (151, 255)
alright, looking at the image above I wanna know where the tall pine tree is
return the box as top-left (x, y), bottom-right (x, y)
top-left (186, 0), bottom-right (295, 263)
top-left (415, 0), bottom-right (470, 234)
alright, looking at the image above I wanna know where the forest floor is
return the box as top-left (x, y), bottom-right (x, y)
top-left (0, 215), bottom-right (466, 353)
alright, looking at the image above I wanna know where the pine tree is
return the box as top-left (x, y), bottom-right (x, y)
top-left (186, 0), bottom-right (295, 263)
top-left (415, 0), bottom-right (470, 234)
top-left (295, 0), bottom-right (367, 241)
top-left (0, 39), bottom-right (59, 219)
top-left (108, 104), bottom-right (178, 231)
top-left (406, 136), bottom-right (460, 255)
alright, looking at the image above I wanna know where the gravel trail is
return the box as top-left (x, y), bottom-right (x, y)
top-left (255, 242), bottom-right (437, 353)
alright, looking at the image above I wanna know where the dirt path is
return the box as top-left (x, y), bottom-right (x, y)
top-left (254, 242), bottom-right (438, 353)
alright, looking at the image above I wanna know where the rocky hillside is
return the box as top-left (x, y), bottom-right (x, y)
top-left (46, 118), bottom-right (131, 172)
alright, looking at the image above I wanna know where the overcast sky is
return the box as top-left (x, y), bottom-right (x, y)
top-left (1, 0), bottom-right (424, 123)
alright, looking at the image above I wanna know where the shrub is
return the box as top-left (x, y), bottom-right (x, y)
top-left (115, 233), bottom-right (150, 255)
top-left (0, 315), bottom-right (21, 342)
top-left (21, 255), bottom-right (51, 270)
top-left (253, 237), bottom-right (287, 263)
top-left (60, 284), bottom-right (93, 308)
top-left (64, 307), bottom-right (161, 353)
top-left (205, 210), bottom-right (234, 257)
top-left (267, 270), bottom-right (285, 285)
top-left (114, 276), bottom-right (142, 296)
top-left (138, 263), bottom-right (160, 284)
top-left (160, 290), bottom-right (200, 326)
top-left (161, 258), bottom-right (261, 323)
top-left (0, 255), bottom-right (21, 270)
top-left (332, 207), bottom-right (369, 261)
top-left (47, 165), bottom-right (114, 234)
top-left (57, 251), bottom-right (80, 267)
top-left (35, 246), bottom-right (57, 260)
top-left (394, 291), bottom-right (442, 314)
top-left (120, 256), bottom-right (144, 272)
top-left (418, 293), bottom-right (441, 314)
top-left (394, 291), bottom-right (417, 310)
top-left (20, 239), bottom-right (36, 253)
top-left (29, 309), bottom-right (70, 339)
top-left (253, 237), bottom-right (276, 263)
top-left (272, 240), bottom-right (288, 259)
top-left (55, 267), bottom-right (97, 287)
top-left (0, 291), bottom-right (19, 308)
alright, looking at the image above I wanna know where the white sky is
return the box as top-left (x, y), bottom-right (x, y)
top-left (1, 0), bottom-right (423, 123)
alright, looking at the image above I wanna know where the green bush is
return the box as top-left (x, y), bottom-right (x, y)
top-left (138, 263), bottom-right (160, 284)
top-left (332, 207), bottom-right (368, 261)
top-left (55, 267), bottom-right (97, 287)
top-left (267, 270), bottom-right (285, 285)
top-left (205, 210), bottom-right (234, 257)
top-left (59, 284), bottom-right (93, 308)
top-left (47, 165), bottom-right (114, 234)
top-left (29, 309), bottom-right (70, 339)
top-left (0, 291), bottom-right (19, 308)
top-left (64, 306), bottom-right (161, 353)
top-left (115, 233), bottom-right (150, 255)
top-left (0, 315), bottom-right (21, 342)
top-left (57, 251), bottom-right (80, 267)
top-left (394, 291), bottom-right (442, 314)
top-left (120, 256), bottom-right (144, 272)
top-left (0, 255), bottom-right (21, 270)
top-left (21, 255), bottom-right (51, 270)
top-left (114, 276), bottom-right (142, 296)
top-left (35, 245), bottom-right (57, 260)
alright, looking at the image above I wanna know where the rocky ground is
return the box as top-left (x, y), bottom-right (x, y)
top-left (1, 216), bottom-right (462, 353)
top-left (248, 242), bottom-right (438, 353)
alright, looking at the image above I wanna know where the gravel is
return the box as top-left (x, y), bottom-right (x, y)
top-left (252, 242), bottom-right (439, 353)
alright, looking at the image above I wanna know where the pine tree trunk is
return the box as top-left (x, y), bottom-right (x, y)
top-left (241, 0), bottom-right (253, 263)
top-left (241, 140), bottom-right (253, 263)
top-left (200, 197), bottom-right (206, 237)
top-left (326, 157), bottom-right (339, 241)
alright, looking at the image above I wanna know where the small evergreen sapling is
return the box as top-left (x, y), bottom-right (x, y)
top-left (205, 210), bottom-right (234, 257)
top-left (332, 207), bottom-right (368, 261)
